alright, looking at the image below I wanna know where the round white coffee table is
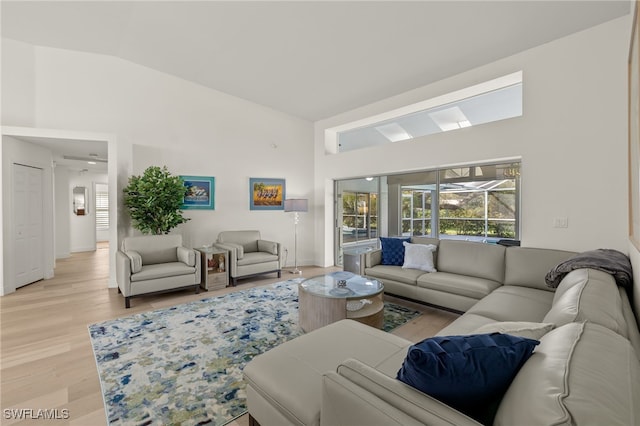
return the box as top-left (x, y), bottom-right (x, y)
top-left (298, 271), bottom-right (384, 332)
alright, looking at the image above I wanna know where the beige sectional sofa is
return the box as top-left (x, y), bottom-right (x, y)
top-left (362, 237), bottom-right (576, 313)
top-left (243, 239), bottom-right (640, 426)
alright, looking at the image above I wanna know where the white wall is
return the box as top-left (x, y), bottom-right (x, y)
top-left (1, 39), bottom-right (35, 127)
top-left (54, 165), bottom-right (71, 259)
top-left (315, 16), bottom-right (631, 266)
top-left (1, 41), bottom-right (315, 288)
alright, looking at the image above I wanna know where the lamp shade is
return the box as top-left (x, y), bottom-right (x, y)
top-left (284, 199), bottom-right (308, 212)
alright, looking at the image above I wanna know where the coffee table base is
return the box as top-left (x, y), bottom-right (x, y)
top-left (299, 289), bottom-right (383, 332)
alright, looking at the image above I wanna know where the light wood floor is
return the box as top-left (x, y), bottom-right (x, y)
top-left (0, 243), bottom-right (458, 425)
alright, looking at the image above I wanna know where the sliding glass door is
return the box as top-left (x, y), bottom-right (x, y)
top-left (335, 178), bottom-right (380, 266)
top-left (333, 162), bottom-right (520, 266)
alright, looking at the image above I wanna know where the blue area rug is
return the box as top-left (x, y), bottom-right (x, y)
top-left (88, 279), bottom-right (421, 425)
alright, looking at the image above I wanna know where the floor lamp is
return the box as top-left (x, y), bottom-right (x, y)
top-left (284, 199), bottom-right (308, 274)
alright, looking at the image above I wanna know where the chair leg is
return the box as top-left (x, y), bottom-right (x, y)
top-left (125, 297), bottom-right (131, 309)
top-left (232, 277), bottom-right (237, 286)
top-left (195, 284), bottom-right (200, 294)
top-left (277, 270), bottom-right (281, 278)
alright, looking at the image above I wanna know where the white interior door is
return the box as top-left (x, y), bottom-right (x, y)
top-left (13, 164), bottom-right (44, 288)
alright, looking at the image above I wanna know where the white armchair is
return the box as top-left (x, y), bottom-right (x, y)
top-left (214, 230), bottom-right (282, 285)
top-left (116, 234), bottom-right (201, 308)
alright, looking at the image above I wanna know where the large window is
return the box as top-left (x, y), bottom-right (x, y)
top-left (334, 162), bottom-right (519, 266)
top-left (401, 189), bottom-right (434, 236)
top-left (395, 163), bottom-right (519, 241)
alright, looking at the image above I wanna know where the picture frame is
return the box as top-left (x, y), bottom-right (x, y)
top-left (181, 176), bottom-right (215, 210)
top-left (630, 0), bottom-right (640, 250)
top-left (249, 178), bottom-right (286, 210)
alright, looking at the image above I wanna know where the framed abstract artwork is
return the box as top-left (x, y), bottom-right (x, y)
top-left (249, 178), bottom-right (285, 210)
top-left (181, 176), bottom-right (215, 210)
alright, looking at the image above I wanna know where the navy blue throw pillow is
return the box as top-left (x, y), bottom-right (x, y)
top-left (380, 237), bottom-right (411, 266)
top-left (396, 333), bottom-right (539, 418)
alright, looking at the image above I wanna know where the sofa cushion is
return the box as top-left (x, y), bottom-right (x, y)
top-left (258, 240), bottom-right (278, 255)
top-left (467, 286), bottom-right (554, 323)
top-left (474, 321), bottom-right (555, 340)
top-left (494, 322), bottom-right (640, 426)
top-left (402, 242), bottom-right (437, 272)
top-left (130, 262), bottom-right (197, 282)
top-left (416, 272), bottom-right (501, 300)
top-left (237, 251), bottom-right (279, 266)
top-left (504, 247), bottom-right (575, 290)
top-left (436, 240), bottom-right (506, 283)
top-left (436, 313), bottom-right (500, 337)
top-left (397, 333), bottom-right (538, 421)
top-left (365, 265), bottom-right (424, 286)
top-left (380, 237), bottom-right (411, 266)
top-left (125, 250), bottom-right (143, 273)
top-left (244, 320), bottom-right (412, 426)
top-left (543, 268), bottom-right (629, 338)
top-left (122, 234), bottom-right (181, 265)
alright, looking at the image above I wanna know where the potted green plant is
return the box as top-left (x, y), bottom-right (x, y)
top-left (123, 165), bottom-right (189, 234)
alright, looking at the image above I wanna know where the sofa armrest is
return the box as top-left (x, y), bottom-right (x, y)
top-left (123, 250), bottom-right (143, 273)
top-left (257, 239), bottom-right (279, 255)
top-left (365, 249), bottom-right (382, 268)
top-left (177, 246), bottom-right (196, 266)
top-left (216, 242), bottom-right (244, 259)
top-left (322, 358), bottom-right (481, 426)
top-left (115, 250), bottom-right (132, 296)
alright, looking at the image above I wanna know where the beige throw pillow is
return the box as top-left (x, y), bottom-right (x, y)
top-left (402, 242), bottom-right (437, 272)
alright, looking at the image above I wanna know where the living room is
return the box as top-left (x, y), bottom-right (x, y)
top-left (2, 1), bottom-right (640, 425)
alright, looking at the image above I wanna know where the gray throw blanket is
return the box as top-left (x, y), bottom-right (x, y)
top-left (545, 249), bottom-right (633, 289)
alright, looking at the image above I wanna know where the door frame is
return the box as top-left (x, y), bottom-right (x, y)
top-left (1, 126), bottom-right (122, 296)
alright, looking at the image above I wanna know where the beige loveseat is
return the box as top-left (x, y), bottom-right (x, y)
top-left (243, 241), bottom-right (640, 426)
top-left (115, 234), bottom-right (201, 308)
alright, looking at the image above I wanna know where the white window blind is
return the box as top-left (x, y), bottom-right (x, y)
top-left (96, 190), bottom-right (109, 231)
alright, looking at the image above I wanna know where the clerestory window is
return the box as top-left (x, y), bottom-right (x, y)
top-left (334, 72), bottom-right (523, 153)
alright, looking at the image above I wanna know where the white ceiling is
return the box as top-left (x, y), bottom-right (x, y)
top-left (2, 1), bottom-right (630, 123)
top-left (0, 1), bottom-right (631, 169)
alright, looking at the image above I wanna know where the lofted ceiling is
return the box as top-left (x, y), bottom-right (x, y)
top-left (1, 0), bottom-right (631, 123)
top-left (0, 1), bottom-right (631, 169)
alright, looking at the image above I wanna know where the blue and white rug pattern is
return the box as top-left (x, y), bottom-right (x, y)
top-left (88, 279), bottom-right (421, 425)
